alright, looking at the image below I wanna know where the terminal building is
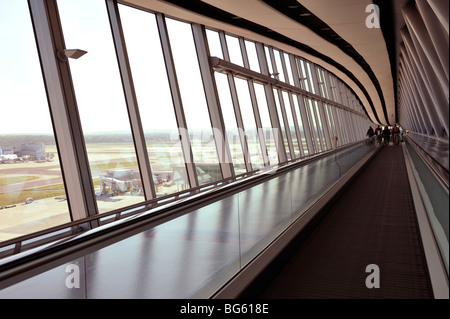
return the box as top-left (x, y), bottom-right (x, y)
top-left (0, 0), bottom-right (448, 300)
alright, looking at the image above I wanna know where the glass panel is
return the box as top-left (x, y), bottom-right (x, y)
top-left (225, 35), bottom-right (243, 67)
top-left (282, 92), bottom-right (300, 158)
top-left (58, 0), bottom-right (143, 213)
top-left (298, 59), bottom-right (310, 92)
top-left (264, 46), bottom-right (274, 76)
top-left (205, 29), bottom-right (223, 59)
top-left (254, 83), bottom-right (279, 165)
top-left (273, 89), bottom-right (291, 159)
top-left (244, 40), bottom-right (260, 73)
top-left (292, 95), bottom-right (309, 156)
top-left (306, 62), bottom-right (317, 94)
top-left (234, 78), bottom-right (264, 170)
top-left (119, 5), bottom-right (189, 195)
top-left (283, 52), bottom-right (293, 85)
top-left (214, 73), bottom-right (247, 174)
top-left (0, 0), bottom-right (70, 241)
top-left (273, 49), bottom-right (285, 82)
top-left (306, 98), bottom-right (320, 153)
top-left (314, 101), bottom-right (327, 150)
top-left (166, 18), bottom-right (222, 184)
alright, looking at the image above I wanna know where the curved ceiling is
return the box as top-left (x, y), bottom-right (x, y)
top-left (124, 0), bottom-right (399, 125)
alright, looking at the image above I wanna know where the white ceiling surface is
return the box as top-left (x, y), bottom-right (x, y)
top-left (299, 0), bottom-right (395, 124)
top-left (126, 0), bottom-right (393, 124)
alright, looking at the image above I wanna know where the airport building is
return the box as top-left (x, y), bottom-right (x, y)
top-left (0, 0), bottom-right (448, 301)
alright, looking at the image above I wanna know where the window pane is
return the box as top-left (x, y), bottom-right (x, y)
top-left (234, 78), bottom-right (264, 170)
top-left (298, 59), bottom-right (310, 92)
top-left (166, 18), bottom-right (222, 184)
top-left (306, 62), bottom-right (317, 94)
top-left (58, 0), bottom-right (143, 212)
top-left (0, 0), bottom-right (70, 241)
top-left (254, 83), bottom-right (278, 165)
top-left (282, 92), bottom-right (300, 158)
top-left (314, 101), bottom-right (327, 150)
top-left (305, 98), bottom-right (320, 153)
top-left (206, 29), bottom-right (223, 59)
top-left (273, 49), bottom-right (285, 82)
top-left (273, 89), bottom-right (291, 159)
top-left (283, 53), bottom-right (293, 85)
top-left (292, 95), bottom-right (309, 156)
top-left (244, 40), bottom-right (260, 73)
top-left (264, 46), bottom-right (274, 76)
top-left (225, 35), bottom-right (243, 67)
top-left (214, 73), bottom-right (247, 174)
top-left (119, 5), bottom-right (189, 195)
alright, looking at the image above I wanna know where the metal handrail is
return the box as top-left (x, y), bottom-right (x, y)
top-left (405, 135), bottom-right (449, 190)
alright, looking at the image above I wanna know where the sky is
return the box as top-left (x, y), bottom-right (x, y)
top-left (0, 0), bottom-right (213, 135)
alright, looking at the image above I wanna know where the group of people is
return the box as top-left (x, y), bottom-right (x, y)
top-left (366, 125), bottom-right (401, 145)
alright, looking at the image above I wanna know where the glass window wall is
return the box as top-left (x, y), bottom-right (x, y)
top-left (214, 73), bottom-right (247, 174)
top-left (166, 18), bottom-right (223, 184)
top-left (119, 5), bottom-right (189, 195)
top-left (0, 0), bottom-right (70, 241)
top-left (58, 0), bottom-right (144, 213)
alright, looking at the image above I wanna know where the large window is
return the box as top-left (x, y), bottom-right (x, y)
top-left (273, 89), bottom-right (291, 159)
top-left (254, 83), bottom-right (279, 165)
top-left (235, 78), bottom-right (264, 170)
top-left (119, 5), bottom-right (189, 195)
top-left (166, 18), bottom-right (222, 184)
top-left (58, 0), bottom-right (144, 212)
top-left (245, 40), bottom-right (260, 73)
top-left (214, 73), bottom-right (247, 174)
top-left (282, 91), bottom-right (301, 158)
top-left (226, 35), bottom-right (244, 67)
top-left (0, 0), bottom-right (70, 241)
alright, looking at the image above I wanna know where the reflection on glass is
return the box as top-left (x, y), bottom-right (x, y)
top-left (314, 101), bottom-right (327, 150)
top-left (283, 53), bottom-right (293, 85)
top-left (234, 78), bottom-right (264, 170)
top-left (225, 35), bottom-right (243, 67)
top-left (244, 40), bottom-right (260, 73)
top-left (305, 98), bottom-right (319, 153)
top-left (292, 95), bottom-right (309, 156)
top-left (58, 0), bottom-right (143, 212)
top-left (166, 18), bottom-right (222, 184)
top-left (206, 29), bottom-right (223, 59)
top-left (282, 92), bottom-right (300, 158)
top-left (298, 59), bottom-right (310, 92)
top-left (273, 49), bottom-right (285, 82)
top-left (254, 83), bottom-right (279, 165)
top-left (273, 89), bottom-right (291, 159)
top-left (306, 62), bottom-right (317, 94)
top-left (0, 0), bottom-right (70, 241)
top-left (324, 104), bottom-right (336, 139)
top-left (119, 5), bottom-right (189, 195)
top-left (264, 46), bottom-right (274, 76)
top-left (214, 73), bottom-right (247, 174)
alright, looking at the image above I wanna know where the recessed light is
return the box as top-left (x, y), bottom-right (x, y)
top-left (299, 13), bottom-right (311, 17)
top-left (288, 5), bottom-right (299, 9)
